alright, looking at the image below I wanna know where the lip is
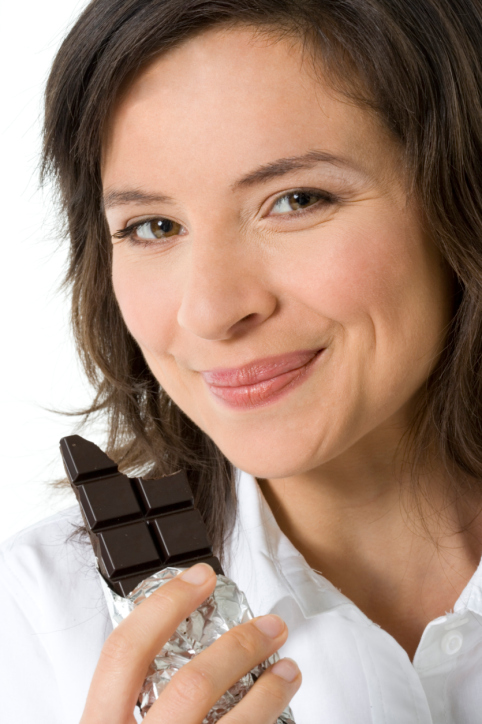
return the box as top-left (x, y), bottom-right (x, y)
top-left (200, 348), bottom-right (324, 409)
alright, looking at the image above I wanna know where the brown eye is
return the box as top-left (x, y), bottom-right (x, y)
top-left (135, 218), bottom-right (182, 239)
top-left (270, 191), bottom-right (329, 215)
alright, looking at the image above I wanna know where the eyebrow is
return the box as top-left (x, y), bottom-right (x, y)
top-left (103, 150), bottom-right (366, 210)
top-left (103, 189), bottom-right (175, 211)
top-left (230, 150), bottom-right (366, 190)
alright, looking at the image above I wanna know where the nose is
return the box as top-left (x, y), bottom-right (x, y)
top-left (177, 233), bottom-right (277, 341)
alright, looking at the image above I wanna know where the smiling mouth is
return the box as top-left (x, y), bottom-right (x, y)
top-left (200, 348), bottom-right (324, 409)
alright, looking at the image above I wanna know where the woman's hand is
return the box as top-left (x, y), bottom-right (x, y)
top-left (80, 562), bottom-right (301, 724)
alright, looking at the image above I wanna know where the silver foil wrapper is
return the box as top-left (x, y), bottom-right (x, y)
top-left (99, 567), bottom-right (295, 723)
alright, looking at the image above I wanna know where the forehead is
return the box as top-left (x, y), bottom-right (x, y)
top-left (102, 25), bottom-right (403, 195)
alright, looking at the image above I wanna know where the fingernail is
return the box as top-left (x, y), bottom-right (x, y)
top-left (253, 614), bottom-right (285, 638)
top-left (179, 563), bottom-right (213, 585)
top-left (271, 658), bottom-right (300, 682)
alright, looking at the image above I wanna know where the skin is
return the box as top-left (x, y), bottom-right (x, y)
top-left (93, 24), bottom-right (482, 721)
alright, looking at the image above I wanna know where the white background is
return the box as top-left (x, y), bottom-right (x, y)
top-left (0, 0), bottom-right (103, 543)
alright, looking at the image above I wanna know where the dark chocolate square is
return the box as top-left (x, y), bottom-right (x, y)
top-left (151, 509), bottom-right (212, 564)
top-left (98, 522), bottom-right (161, 578)
top-left (79, 475), bottom-right (143, 531)
top-left (60, 435), bottom-right (118, 483)
top-left (136, 471), bottom-right (193, 516)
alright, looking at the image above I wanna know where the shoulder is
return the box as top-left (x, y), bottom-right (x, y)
top-left (1, 507), bottom-right (89, 606)
top-left (0, 505), bottom-right (108, 628)
top-left (1, 504), bottom-right (85, 565)
top-left (0, 508), bottom-right (113, 723)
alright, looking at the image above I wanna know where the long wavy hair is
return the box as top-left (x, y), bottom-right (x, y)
top-left (42, 0), bottom-right (482, 560)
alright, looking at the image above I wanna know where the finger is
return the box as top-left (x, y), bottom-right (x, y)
top-left (219, 658), bottom-right (302, 724)
top-left (145, 614), bottom-right (289, 724)
top-left (81, 563), bottom-right (217, 724)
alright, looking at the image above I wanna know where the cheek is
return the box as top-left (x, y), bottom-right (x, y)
top-left (278, 228), bottom-right (399, 329)
top-left (277, 205), bottom-right (451, 415)
top-left (111, 250), bottom-right (179, 355)
top-left (282, 209), bottom-right (436, 337)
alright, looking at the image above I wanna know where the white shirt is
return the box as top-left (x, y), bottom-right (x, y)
top-left (1, 470), bottom-right (482, 723)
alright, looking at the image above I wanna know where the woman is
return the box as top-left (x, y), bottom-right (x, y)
top-left (2, 0), bottom-right (482, 722)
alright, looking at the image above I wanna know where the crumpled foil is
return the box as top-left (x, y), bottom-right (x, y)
top-left (99, 567), bottom-right (295, 723)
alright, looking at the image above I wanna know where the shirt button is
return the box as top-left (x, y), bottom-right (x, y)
top-left (441, 630), bottom-right (463, 655)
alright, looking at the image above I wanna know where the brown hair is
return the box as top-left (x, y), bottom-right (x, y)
top-left (42, 0), bottom-right (482, 559)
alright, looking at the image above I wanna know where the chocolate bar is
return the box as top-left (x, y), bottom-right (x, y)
top-left (60, 435), bottom-right (223, 595)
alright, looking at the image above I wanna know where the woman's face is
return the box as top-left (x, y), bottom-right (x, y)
top-left (103, 26), bottom-right (452, 479)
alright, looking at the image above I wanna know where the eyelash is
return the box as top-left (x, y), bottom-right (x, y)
top-left (112, 188), bottom-right (338, 247)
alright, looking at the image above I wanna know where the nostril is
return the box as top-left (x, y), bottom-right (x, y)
top-left (231, 312), bottom-right (261, 333)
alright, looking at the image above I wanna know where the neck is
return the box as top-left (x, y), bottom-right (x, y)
top-left (258, 446), bottom-right (482, 661)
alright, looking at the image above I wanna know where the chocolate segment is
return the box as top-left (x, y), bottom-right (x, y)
top-left (151, 509), bottom-right (212, 564)
top-left (136, 472), bottom-right (194, 515)
top-left (78, 475), bottom-right (143, 531)
top-left (98, 523), bottom-right (161, 579)
top-left (60, 435), bottom-right (223, 595)
top-left (60, 435), bottom-right (118, 483)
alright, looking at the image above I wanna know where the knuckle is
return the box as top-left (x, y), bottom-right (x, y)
top-left (152, 577), bottom-right (185, 603)
top-left (169, 666), bottom-right (213, 707)
top-left (226, 626), bottom-right (260, 659)
top-left (224, 678), bottom-right (288, 724)
top-left (149, 586), bottom-right (180, 614)
top-left (147, 583), bottom-right (194, 622)
top-left (257, 677), bottom-right (288, 707)
top-left (99, 631), bottom-right (133, 668)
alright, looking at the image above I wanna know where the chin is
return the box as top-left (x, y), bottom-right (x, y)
top-left (217, 440), bottom-right (322, 480)
top-left (207, 413), bottom-right (356, 480)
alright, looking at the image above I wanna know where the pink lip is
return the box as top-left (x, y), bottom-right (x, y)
top-left (200, 349), bottom-right (324, 409)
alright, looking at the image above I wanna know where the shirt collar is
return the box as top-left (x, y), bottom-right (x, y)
top-left (227, 470), bottom-right (482, 622)
top-left (454, 552), bottom-right (482, 616)
top-left (225, 470), bottom-right (358, 620)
